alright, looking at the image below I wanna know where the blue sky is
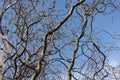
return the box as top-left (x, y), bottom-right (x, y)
top-left (93, 10), bottom-right (120, 67)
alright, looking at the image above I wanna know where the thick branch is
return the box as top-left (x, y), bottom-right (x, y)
top-left (31, 0), bottom-right (85, 80)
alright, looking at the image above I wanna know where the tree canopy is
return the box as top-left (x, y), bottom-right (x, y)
top-left (0, 0), bottom-right (120, 80)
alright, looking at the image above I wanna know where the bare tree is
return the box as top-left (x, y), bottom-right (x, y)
top-left (0, 0), bottom-right (120, 80)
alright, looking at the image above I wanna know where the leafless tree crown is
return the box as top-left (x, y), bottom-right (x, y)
top-left (0, 0), bottom-right (120, 80)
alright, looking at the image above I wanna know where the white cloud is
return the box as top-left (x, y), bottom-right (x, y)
top-left (108, 52), bottom-right (120, 67)
top-left (109, 58), bottom-right (119, 67)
